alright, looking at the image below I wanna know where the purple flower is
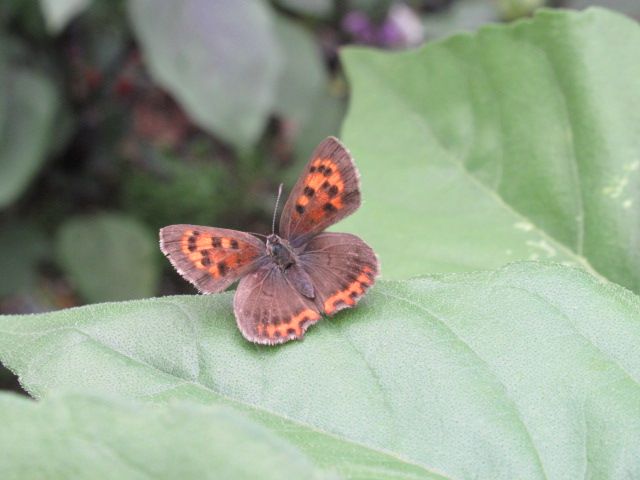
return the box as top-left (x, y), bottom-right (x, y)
top-left (342, 10), bottom-right (376, 44)
top-left (377, 20), bottom-right (404, 47)
top-left (342, 4), bottom-right (424, 49)
top-left (383, 3), bottom-right (424, 48)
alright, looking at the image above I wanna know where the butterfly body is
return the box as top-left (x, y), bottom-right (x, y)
top-left (266, 234), bottom-right (296, 270)
top-left (160, 137), bottom-right (379, 345)
top-left (266, 234), bottom-right (315, 299)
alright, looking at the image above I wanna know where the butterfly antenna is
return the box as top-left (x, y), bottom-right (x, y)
top-left (272, 183), bottom-right (284, 235)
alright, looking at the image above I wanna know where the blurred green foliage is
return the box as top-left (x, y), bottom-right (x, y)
top-left (55, 213), bottom-right (159, 302)
top-left (0, 222), bottom-right (48, 297)
top-left (0, 0), bottom-right (637, 314)
top-left (121, 150), bottom-right (234, 230)
top-left (0, 36), bottom-right (62, 209)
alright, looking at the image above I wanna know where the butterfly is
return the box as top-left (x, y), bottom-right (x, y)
top-left (159, 137), bottom-right (379, 345)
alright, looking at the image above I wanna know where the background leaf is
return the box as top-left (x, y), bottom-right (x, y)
top-left (55, 213), bottom-right (160, 303)
top-left (1, 263), bottom-right (639, 479)
top-left (0, 393), bottom-right (329, 480)
top-left (0, 222), bottom-right (47, 297)
top-left (272, 14), bottom-right (328, 128)
top-left (497, 0), bottom-right (545, 20)
top-left (290, 89), bottom-right (346, 183)
top-left (38, 0), bottom-right (91, 33)
top-left (127, 0), bottom-right (283, 150)
top-left (339, 8), bottom-right (640, 293)
top-left (0, 41), bottom-right (59, 209)
top-left (570, 0), bottom-right (640, 16)
top-left (423, 0), bottom-right (498, 41)
top-left (274, 0), bottom-right (334, 18)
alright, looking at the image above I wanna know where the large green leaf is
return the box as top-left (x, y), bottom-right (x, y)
top-left (127, 0), bottom-right (283, 149)
top-left (339, 8), bottom-right (640, 293)
top-left (0, 43), bottom-right (59, 209)
top-left (0, 393), bottom-right (327, 480)
top-left (55, 213), bottom-right (160, 303)
top-left (1, 263), bottom-right (639, 479)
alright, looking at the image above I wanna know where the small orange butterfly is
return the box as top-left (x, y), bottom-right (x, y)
top-left (160, 137), bottom-right (379, 345)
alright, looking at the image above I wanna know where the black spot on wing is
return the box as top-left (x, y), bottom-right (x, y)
top-left (217, 261), bottom-right (228, 276)
top-left (323, 203), bottom-right (337, 213)
top-left (188, 235), bottom-right (197, 252)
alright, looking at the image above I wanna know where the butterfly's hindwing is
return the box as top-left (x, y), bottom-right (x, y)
top-left (234, 264), bottom-right (321, 345)
top-left (299, 232), bottom-right (379, 315)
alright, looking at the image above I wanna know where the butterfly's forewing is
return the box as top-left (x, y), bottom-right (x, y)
top-left (279, 137), bottom-right (361, 247)
top-left (234, 264), bottom-right (321, 345)
top-left (299, 232), bottom-right (379, 315)
top-left (160, 225), bottom-right (266, 293)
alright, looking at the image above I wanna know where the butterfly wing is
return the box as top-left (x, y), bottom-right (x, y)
top-left (299, 232), bottom-right (379, 315)
top-left (160, 224), bottom-right (266, 293)
top-left (279, 136), bottom-right (361, 247)
top-left (234, 264), bottom-right (322, 345)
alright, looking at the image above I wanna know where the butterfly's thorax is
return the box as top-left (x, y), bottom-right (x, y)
top-left (266, 234), bottom-right (297, 270)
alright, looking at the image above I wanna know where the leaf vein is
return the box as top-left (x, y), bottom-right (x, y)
top-left (376, 287), bottom-right (549, 480)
